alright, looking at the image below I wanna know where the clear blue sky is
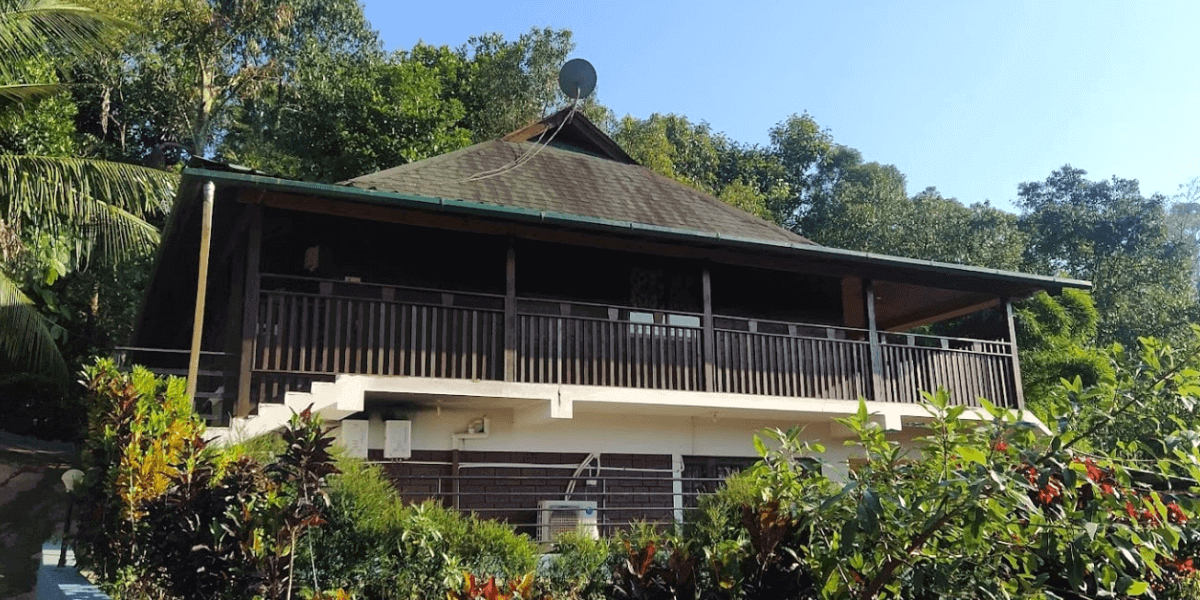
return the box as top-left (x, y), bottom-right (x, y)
top-left (363, 0), bottom-right (1200, 212)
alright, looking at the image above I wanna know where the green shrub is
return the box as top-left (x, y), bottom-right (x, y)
top-left (74, 360), bottom-right (205, 583)
top-left (74, 360), bottom-right (341, 600)
top-left (538, 531), bottom-right (612, 600)
top-left (303, 457), bottom-right (539, 599)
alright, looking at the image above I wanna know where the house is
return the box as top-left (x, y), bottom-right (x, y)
top-left (127, 108), bottom-right (1090, 536)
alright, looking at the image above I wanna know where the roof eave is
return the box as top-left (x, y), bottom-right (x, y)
top-left (181, 167), bottom-right (1093, 294)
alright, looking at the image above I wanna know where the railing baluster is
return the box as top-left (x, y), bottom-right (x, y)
top-left (366, 300), bottom-right (376, 374)
top-left (260, 294), bottom-right (274, 372)
top-left (291, 294), bottom-right (302, 372)
top-left (388, 304), bottom-right (397, 376)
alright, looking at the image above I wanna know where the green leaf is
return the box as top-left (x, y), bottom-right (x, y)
top-left (839, 517), bottom-right (858, 551)
top-left (957, 446), bottom-right (987, 465)
top-left (0, 82), bottom-right (63, 107)
top-left (0, 155), bottom-right (174, 263)
top-left (0, 271), bottom-right (68, 378)
top-left (753, 435), bottom-right (766, 458)
top-left (983, 393), bottom-right (1003, 413)
top-left (0, 0), bottom-right (134, 80)
top-left (1125, 580), bottom-right (1150, 596)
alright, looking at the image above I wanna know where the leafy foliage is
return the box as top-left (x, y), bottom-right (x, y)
top-left (453, 27), bottom-right (578, 142)
top-left (74, 358), bottom-right (206, 582)
top-left (1018, 166), bottom-right (1198, 345)
top-left (539, 530), bottom-right (611, 600)
top-left (74, 359), bottom-right (342, 600)
top-left (702, 394), bottom-right (1198, 599)
top-left (1017, 289), bottom-right (1113, 412)
top-left (78, 0), bottom-right (382, 159)
top-left (0, 0), bottom-right (127, 104)
top-left (0, 0), bottom-right (174, 379)
top-left (222, 44), bottom-right (472, 182)
top-left (449, 572), bottom-right (536, 600)
top-left (300, 457), bottom-right (539, 599)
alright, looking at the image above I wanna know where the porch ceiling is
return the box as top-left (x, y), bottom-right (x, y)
top-left (873, 282), bottom-right (999, 331)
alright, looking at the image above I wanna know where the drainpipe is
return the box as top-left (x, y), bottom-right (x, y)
top-left (187, 181), bottom-right (215, 400)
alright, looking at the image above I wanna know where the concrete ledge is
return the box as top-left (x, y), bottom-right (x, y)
top-left (38, 541), bottom-right (108, 600)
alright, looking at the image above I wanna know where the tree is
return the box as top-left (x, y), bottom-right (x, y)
top-left (1018, 166), bottom-right (1198, 345)
top-left (614, 113), bottom-right (785, 221)
top-left (613, 114), bottom-right (725, 190)
top-left (1167, 176), bottom-right (1200, 295)
top-left (808, 186), bottom-right (1027, 271)
top-left (221, 27), bottom-right (608, 181)
top-left (220, 43), bottom-right (472, 182)
top-left (0, 0), bottom-right (175, 377)
top-left (75, 0), bottom-right (382, 161)
top-left (453, 27), bottom-right (576, 142)
top-left (1016, 289), bottom-right (1113, 413)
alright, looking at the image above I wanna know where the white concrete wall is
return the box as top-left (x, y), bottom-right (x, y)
top-left (334, 405), bottom-right (860, 477)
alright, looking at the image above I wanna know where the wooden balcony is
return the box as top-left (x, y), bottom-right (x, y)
top-left (244, 274), bottom-right (1022, 412)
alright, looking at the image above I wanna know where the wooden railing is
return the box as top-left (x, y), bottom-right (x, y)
top-left (516, 299), bottom-right (704, 390)
top-left (877, 333), bottom-right (1018, 407)
top-left (711, 318), bottom-right (873, 400)
top-left (251, 276), bottom-right (504, 402)
top-left (246, 275), bottom-right (1021, 409)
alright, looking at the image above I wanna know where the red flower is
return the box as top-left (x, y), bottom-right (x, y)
top-left (1025, 466), bottom-right (1039, 486)
top-left (1169, 503), bottom-right (1188, 524)
top-left (1126, 501), bottom-right (1138, 519)
top-left (994, 440), bottom-right (1009, 452)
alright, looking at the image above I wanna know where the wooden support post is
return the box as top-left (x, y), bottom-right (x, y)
top-left (864, 279), bottom-right (884, 402)
top-left (1003, 298), bottom-right (1026, 410)
top-left (236, 204), bottom-right (263, 418)
top-left (504, 242), bottom-right (516, 382)
top-left (702, 265), bottom-right (715, 392)
top-left (187, 182), bottom-right (216, 401)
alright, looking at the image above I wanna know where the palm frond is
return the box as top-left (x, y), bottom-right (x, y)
top-left (0, 0), bottom-right (132, 77)
top-left (0, 81), bottom-right (62, 107)
top-left (0, 154), bottom-right (177, 236)
top-left (0, 269), bottom-right (68, 378)
top-left (81, 195), bottom-right (161, 264)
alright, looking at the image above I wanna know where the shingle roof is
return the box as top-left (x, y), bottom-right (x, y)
top-left (342, 112), bottom-right (813, 246)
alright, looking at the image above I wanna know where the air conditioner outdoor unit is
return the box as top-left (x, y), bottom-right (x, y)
top-left (538, 500), bottom-right (599, 543)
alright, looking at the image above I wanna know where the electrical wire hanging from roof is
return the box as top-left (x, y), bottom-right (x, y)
top-left (454, 100), bottom-right (579, 184)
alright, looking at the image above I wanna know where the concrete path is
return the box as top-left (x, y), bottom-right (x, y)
top-left (0, 432), bottom-right (76, 599)
top-left (36, 543), bottom-right (108, 600)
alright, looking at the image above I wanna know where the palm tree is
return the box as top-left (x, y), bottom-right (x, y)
top-left (1, 0), bottom-right (177, 377)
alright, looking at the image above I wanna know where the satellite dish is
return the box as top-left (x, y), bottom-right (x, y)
top-left (558, 58), bottom-right (597, 100)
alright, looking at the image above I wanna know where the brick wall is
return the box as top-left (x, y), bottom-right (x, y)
top-left (372, 450), bottom-right (676, 536)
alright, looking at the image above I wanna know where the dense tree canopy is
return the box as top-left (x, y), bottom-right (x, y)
top-left (1017, 166), bottom-right (1197, 344)
top-left (221, 43), bottom-right (472, 182)
top-left (76, 0), bottom-right (382, 160)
